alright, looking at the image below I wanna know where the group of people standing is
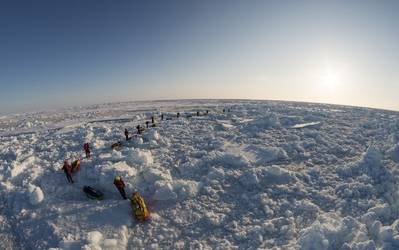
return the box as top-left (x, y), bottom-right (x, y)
top-left (123, 110), bottom-right (213, 141)
top-left (124, 115), bottom-right (158, 140)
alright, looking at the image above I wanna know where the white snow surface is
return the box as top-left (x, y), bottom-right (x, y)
top-left (1, 100), bottom-right (399, 249)
top-left (28, 184), bottom-right (44, 205)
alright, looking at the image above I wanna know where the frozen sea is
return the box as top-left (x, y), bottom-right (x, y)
top-left (1, 99), bottom-right (399, 249)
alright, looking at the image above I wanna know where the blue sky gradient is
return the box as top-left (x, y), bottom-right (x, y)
top-left (1, 0), bottom-right (399, 113)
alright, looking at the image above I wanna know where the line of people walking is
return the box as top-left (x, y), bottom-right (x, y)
top-left (61, 108), bottom-right (230, 192)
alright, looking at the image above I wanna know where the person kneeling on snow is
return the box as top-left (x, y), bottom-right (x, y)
top-left (62, 160), bottom-right (74, 183)
top-left (114, 176), bottom-right (127, 199)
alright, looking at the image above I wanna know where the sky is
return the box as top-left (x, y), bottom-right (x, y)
top-left (1, 0), bottom-right (399, 114)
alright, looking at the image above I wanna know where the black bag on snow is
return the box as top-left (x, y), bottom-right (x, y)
top-left (83, 186), bottom-right (104, 200)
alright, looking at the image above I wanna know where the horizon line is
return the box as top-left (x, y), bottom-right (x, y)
top-left (2, 98), bottom-right (398, 116)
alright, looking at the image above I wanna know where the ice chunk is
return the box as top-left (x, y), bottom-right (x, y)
top-left (112, 161), bottom-right (137, 177)
top-left (349, 241), bottom-right (376, 250)
top-left (298, 213), bottom-right (365, 249)
top-left (369, 221), bottom-right (382, 239)
top-left (111, 150), bottom-right (123, 160)
top-left (87, 231), bottom-right (103, 244)
top-left (338, 146), bottom-right (389, 183)
top-left (205, 211), bottom-right (226, 226)
top-left (103, 239), bottom-right (118, 248)
top-left (11, 155), bottom-right (36, 178)
top-left (368, 204), bottom-right (391, 221)
top-left (244, 113), bottom-right (280, 132)
top-left (240, 165), bottom-right (297, 187)
top-left (132, 136), bottom-right (144, 145)
top-left (153, 181), bottom-right (177, 201)
top-left (142, 168), bottom-right (172, 183)
top-left (207, 167), bottom-right (225, 181)
top-left (389, 144), bottom-right (399, 162)
top-left (260, 165), bottom-right (297, 185)
top-left (239, 170), bottom-right (259, 188)
top-left (28, 184), bottom-right (44, 205)
top-left (297, 200), bottom-right (320, 214)
top-left (93, 139), bottom-right (105, 149)
top-left (128, 149), bottom-right (154, 166)
top-left (292, 121), bottom-right (321, 129)
top-left (145, 129), bottom-right (161, 141)
top-left (255, 147), bottom-right (288, 164)
top-left (173, 180), bottom-right (200, 199)
top-left (213, 152), bottom-right (249, 168)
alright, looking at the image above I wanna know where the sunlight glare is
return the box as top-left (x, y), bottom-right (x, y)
top-left (320, 71), bottom-right (340, 88)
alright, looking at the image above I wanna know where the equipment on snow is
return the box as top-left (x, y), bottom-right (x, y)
top-left (111, 142), bottom-right (123, 151)
top-left (136, 125), bottom-right (145, 134)
top-left (130, 192), bottom-right (150, 221)
top-left (83, 186), bottom-right (104, 200)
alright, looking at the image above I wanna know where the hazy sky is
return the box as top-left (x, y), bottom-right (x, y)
top-left (1, 0), bottom-right (399, 113)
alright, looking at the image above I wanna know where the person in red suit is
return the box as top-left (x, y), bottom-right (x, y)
top-left (62, 160), bottom-right (74, 183)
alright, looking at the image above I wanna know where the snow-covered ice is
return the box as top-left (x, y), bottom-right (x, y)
top-left (292, 121), bottom-right (321, 129)
top-left (28, 184), bottom-right (44, 205)
top-left (1, 99), bottom-right (399, 249)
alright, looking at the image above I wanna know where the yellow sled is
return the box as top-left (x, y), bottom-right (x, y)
top-left (131, 192), bottom-right (150, 221)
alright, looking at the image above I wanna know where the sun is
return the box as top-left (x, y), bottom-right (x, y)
top-left (320, 71), bottom-right (340, 88)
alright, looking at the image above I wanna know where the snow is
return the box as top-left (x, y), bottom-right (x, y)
top-left (144, 129), bottom-right (161, 142)
top-left (173, 179), bottom-right (200, 199)
top-left (389, 143), bottom-right (399, 162)
top-left (87, 231), bottom-right (103, 245)
top-left (28, 184), bottom-right (44, 205)
top-left (153, 181), bottom-right (177, 201)
top-left (127, 149), bottom-right (154, 166)
top-left (292, 121), bottom-right (321, 129)
top-left (254, 146), bottom-right (289, 164)
top-left (1, 100), bottom-right (399, 249)
top-left (83, 227), bottom-right (128, 250)
top-left (141, 167), bottom-right (172, 183)
top-left (213, 152), bottom-right (250, 168)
